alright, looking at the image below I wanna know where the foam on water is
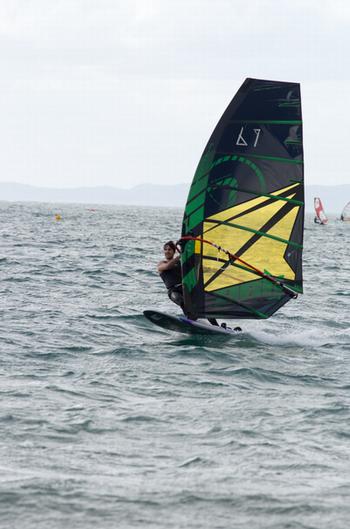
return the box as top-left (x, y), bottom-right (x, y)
top-left (0, 203), bottom-right (349, 529)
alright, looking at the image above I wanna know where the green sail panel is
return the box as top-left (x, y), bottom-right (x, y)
top-left (181, 78), bottom-right (304, 320)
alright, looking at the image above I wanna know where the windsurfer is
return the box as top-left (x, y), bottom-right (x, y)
top-left (158, 241), bottom-right (220, 326)
top-left (158, 241), bottom-right (184, 310)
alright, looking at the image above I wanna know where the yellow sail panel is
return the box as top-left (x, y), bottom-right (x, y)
top-left (204, 183), bottom-right (299, 227)
top-left (201, 186), bottom-right (299, 292)
top-left (204, 194), bottom-right (268, 227)
top-left (194, 239), bottom-right (201, 254)
top-left (237, 206), bottom-right (300, 281)
top-left (267, 205), bottom-right (300, 245)
top-left (202, 191), bottom-right (296, 285)
top-left (202, 225), bottom-right (255, 289)
top-left (226, 194), bottom-right (295, 235)
top-left (203, 223), bottom-right (252, 260)
top-left (203, 198), bottom-right (287, 267)
top-left (203, 258), bottom-right (258, 291)
top-left (270, 182), bottom-right (299, 197)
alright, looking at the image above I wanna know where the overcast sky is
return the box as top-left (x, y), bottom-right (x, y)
top-left (0, 0), bottom-right (349, 189)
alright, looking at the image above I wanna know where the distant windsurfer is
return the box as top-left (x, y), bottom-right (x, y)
top-left (158, 241), bottom-right (220, 326)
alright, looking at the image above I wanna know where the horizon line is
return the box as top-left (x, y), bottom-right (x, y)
top-left (0, 181), bottom-right (349, 190)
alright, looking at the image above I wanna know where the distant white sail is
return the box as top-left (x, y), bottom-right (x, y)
top-left (340, 201), bottom-right (350, 222)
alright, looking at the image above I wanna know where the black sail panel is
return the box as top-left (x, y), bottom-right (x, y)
top-left (181, 78), bottom-right (304, 320)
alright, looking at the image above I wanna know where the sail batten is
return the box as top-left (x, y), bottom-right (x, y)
top-left (204, 219), bottom-right (302, 248)
top-left (212, 152), bottom-right (303, 165)
top-left (189, 183), bottom-right (303, 207)
top-left (228, 120), bottom-right (302, 124)
top-left (181, 78), bottom-right (304, 320)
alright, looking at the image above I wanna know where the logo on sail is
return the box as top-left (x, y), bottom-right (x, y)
top-left (235, 127), bottom-right (261, 148)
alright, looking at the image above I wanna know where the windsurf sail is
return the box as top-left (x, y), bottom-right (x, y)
top-left (340, 201), bottom-right (350, 221)
top-left (314, 197), bottom-right (328, 224)
top-left (180, 78), bottom-right (304, 320)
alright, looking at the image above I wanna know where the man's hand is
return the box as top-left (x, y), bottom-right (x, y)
top-left (157, 255), bottom-right (180, 273)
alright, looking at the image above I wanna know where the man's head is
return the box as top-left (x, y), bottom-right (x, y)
top-left (163, 240), bottom-right (176, 260)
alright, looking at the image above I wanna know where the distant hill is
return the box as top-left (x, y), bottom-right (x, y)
top-left (0, 182), bottom-right (188, 208)
top-left (0, 182), bottom-right (349, 213)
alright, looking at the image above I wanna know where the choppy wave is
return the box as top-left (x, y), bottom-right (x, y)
top-left (0, 202), bottom-right (349, 529)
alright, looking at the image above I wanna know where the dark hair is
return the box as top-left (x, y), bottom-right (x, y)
top-left (163, 240), bottom-right (176, 252)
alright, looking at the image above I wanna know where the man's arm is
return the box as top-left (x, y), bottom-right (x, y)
top-left (157, 255), bottom-right (180, 273)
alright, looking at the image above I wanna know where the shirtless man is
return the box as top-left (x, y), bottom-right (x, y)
top-left (158, 241), bottom-right (220, 326)
top-left (158, 241), bottom-right (184, 309)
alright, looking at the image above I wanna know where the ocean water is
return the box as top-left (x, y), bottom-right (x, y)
top-left (0, 202), bottom-right (349, 529)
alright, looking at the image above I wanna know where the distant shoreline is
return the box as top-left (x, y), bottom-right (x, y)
top-left (0, 182), bottom-right (349, 213)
